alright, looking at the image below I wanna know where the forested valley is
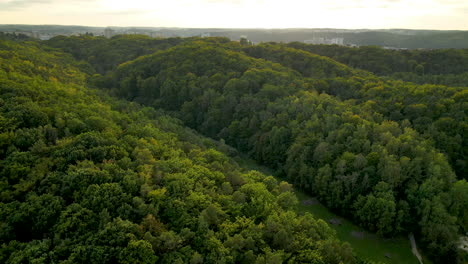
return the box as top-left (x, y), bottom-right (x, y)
top-left (0, 34), bottom-right (467, 263)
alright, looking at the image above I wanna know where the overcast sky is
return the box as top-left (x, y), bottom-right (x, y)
top-left (0, 0), bottom-right (467, 29)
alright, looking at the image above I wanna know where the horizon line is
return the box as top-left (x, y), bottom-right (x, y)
top-left (0, 24), bottom-right (467, 32)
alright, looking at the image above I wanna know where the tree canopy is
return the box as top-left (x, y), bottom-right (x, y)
top-left (0, 39), bottom-right (362, 263)
top-left (92, 38), bottom-right (467, 262)
top-left (1, 36), bottom-right (467, 263)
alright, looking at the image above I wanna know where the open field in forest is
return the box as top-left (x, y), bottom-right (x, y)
top-left (237, 157), bottom-right (430, 264)
top-left (295, 190), bottom-right (423, 264)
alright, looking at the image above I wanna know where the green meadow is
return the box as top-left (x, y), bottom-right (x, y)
top-left (295, 190), bottom-right (422, 264)
top-left (238, 157), bottom-right (428, 264)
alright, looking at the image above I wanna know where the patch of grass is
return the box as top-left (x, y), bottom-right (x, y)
top-left (295, 190), bottom-right (420, 264)
top-left (236, 156), bottom-right (426, 264)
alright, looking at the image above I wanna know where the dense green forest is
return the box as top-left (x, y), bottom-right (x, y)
top-left (1, 35), bottom-right (467, 263)
top-left (242, 43), bottom-right (467, 178)
top-left (44, 35), bottom-right (190, 74)
top-left (0, 39), bottom-right (363, 263)
top-left (286, 42), bottom-right (468, 86)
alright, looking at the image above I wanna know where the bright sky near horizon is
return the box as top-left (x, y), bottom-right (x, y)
top-left (0, 0), bottom-right (467, 30)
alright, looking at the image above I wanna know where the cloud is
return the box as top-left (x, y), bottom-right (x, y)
top-left (98, 9), bottom-right (150, 16)
top-left (0, 0), bottom-right (99, 10)
top-left (204, 0), bottom-right (243, 3)
top-left (434, 0), bottom-right (463, 4)
top-left (0, 0), bottom-right (52, 10)
top-left (200, 0), bottom-right (266, 5)
top-left (0, 0), bottom-right (466, 29)
top-left (455, 5), bottom-right (468, 13)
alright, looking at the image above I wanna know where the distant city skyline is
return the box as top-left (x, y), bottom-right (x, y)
top-left (0, 0), bottom-right (467, 30)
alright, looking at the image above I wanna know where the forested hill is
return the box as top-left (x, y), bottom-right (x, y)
top-left (44, 35), bottom-right (192, 74)
top-left (1, 35), bottom-right (467, 263)
top-left (240, 43), bottom-right (467, 179)
top-left (83, 37), bottom-right (466, 262)
top-left (286, 42), bottom-right (468, 86)
top-left (0, 39), bottom-right (359, 263)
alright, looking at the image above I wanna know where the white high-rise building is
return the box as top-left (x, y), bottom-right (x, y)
top-left (104, 27), bottom-right (115, 38)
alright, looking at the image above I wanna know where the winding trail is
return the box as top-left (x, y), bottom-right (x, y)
top-left (409, 233), bottom-right (423, 264)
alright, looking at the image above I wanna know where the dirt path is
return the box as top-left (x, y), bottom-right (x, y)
top-left (409, 233), bottom-right (423, 264)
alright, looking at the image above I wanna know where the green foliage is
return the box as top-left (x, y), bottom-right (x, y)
top-left (288, 42), bottom-right (468, 76)
top-left (45, 35), bottom-right (202, 74)
top-left (2, 34), bottom-right (466, 263)
top-left (252, 43), bottom-right (467, 178)
top-left (96, 38), bottom-right (467, 262)
top-left (0, 39), bottom-right (356, 263)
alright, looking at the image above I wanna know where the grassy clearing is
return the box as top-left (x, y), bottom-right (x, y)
top-left (236, 156), bottom-right (426, 264)
top-left (295, 190), bottom-right (420, 264)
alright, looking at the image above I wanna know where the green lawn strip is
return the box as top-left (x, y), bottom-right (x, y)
top-left (236, 156), bottom-right (424, 264)
top-left (295, 190), bottom-right (420, 264)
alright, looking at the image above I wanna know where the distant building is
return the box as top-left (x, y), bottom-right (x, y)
top-left (14, 31), bottom-right (34, 38)
top-left (104, 27), bottom-right (115, 38)
top-left (201, 32), bottom-right (211, 38)
top-left (239, 35), bottom-right (251, 45)
top-left (383, 46), bottom-right (408, 50)
top-left (39, 34), bottom-right (53, 40)
top-left (304, 37), bottom-right (344, 45)
top-left (330, 38), bottom-right (344, 45)
top-left (150, 32), bottom-right (163, 38)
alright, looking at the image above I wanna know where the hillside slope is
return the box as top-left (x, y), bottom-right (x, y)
top-left (93, 39), bottom-right (468, 263)
top-left (249, 43), bottom-right (467, 178)
top-left (286, 42), bottom-right (468, 87)
top-left (0, 39), bottom-right (360, 263)
top-left (214, 42), bottom-right (467, 179)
